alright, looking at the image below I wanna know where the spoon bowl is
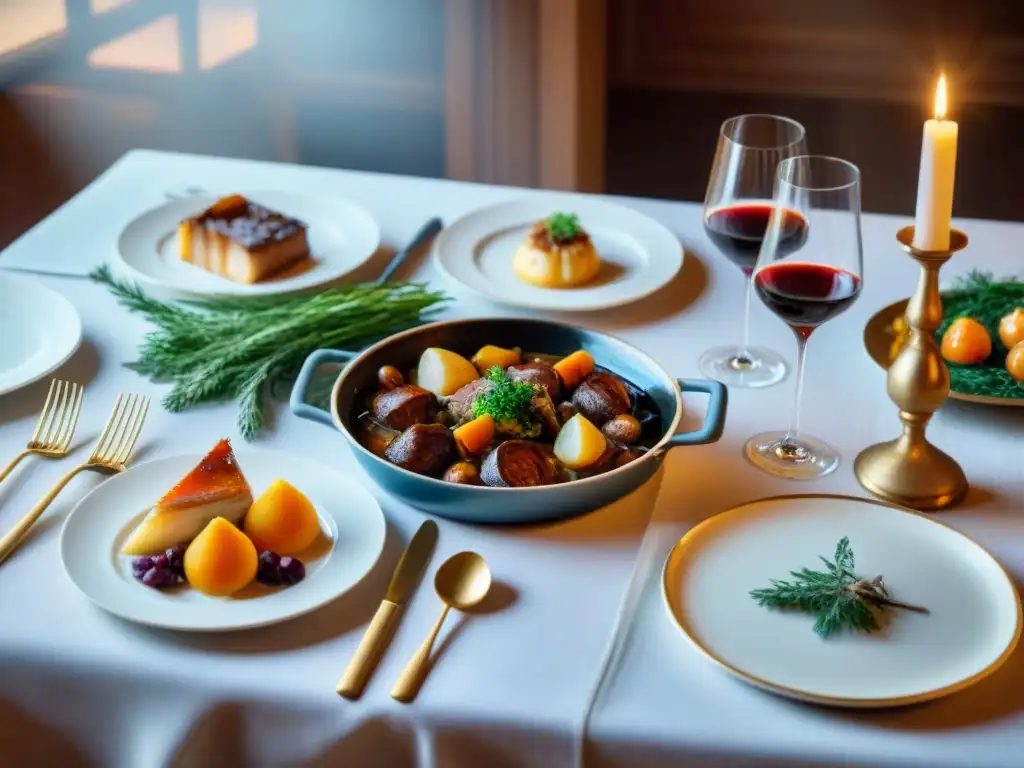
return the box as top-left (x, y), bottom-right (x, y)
top-left (436, 551), bottom-right (492, 611)
top-left (391, 550), bottom-right (492, 702)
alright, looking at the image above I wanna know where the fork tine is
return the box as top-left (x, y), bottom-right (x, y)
top-left (30, 379), bottom-right (59, 444)
top-left (45, 380), bottom-right (73, 447)
top-left (90, 393), bottom-right (125, 462)
top-left (99, 393), bottom-right (136, 463)
top-left (45, 381), bottom-right (74, 448)
top-left (37, 380), bottom-right (65, 446)
top-left (113, 396), bottom-right (149, 466)
top-left (57, 384), bottom-right (84, 451)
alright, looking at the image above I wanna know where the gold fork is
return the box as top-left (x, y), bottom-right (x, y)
top-left (0, 379), bottom-right (84, 485)
top-left (0, 393), bottom-right (150, 567)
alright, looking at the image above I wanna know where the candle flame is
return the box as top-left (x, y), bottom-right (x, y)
top-left (934, 74), bottom-right (948, 120)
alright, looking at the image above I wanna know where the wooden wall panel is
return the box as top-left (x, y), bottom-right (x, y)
top-left (445, 0), bottom-right (606, 191)
top-left (608, 0), bottom-right (1024, 107)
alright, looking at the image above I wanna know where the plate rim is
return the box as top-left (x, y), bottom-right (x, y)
top-left (114, 190), bottom-right (382, 298)
top-left (864, 298), bottom-right (1024, 407)
top-left (0, 276), bottom-right (82, 396)
top-left (59, 448), bottom-right (387, 632)
top-left (433, 196), bottom-right (683, 312)
top-left (661, 493), bottom-right (1023, 708)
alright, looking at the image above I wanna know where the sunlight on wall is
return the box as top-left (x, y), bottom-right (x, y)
top-left (85, 1), bottom-right (257, 74)
top-left (0, 0), bottom-right (67, 57)
top-left (199, 0), bottom-right (258, 71)
top-left (87, 13), bottom-right (182, 73)
top-left (90, 0), bottom-right (135, 14)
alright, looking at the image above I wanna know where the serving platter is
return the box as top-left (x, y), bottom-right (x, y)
top-left (662, 494), bottom-right (1021, 707)
top-left (61, 449), bottom-right (386, 632)
top-left (864, 298), bottom-right (1024, 407)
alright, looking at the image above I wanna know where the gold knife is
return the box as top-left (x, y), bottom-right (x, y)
top-left (336, 519), bottom-right (439, 699)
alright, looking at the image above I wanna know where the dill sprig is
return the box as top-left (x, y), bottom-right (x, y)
top-left (545, 212), bottom-right (582, 244)
top-left (90, 265), bottom-right (448, 440)
top-left (750, 537), bottom-right (928, 639)
top-left (472, 366), bottom-right (541, 437)
top-left (939, 271), bottom-right (1024, 400)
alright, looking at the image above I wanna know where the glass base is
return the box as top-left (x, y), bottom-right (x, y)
top-left (698, 346), bottom-right (787, 389)
top-left (744, 430), bottom-right (840, 480)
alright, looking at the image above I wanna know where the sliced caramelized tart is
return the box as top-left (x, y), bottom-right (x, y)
top-left (121, 439), bottom-right (253, 556)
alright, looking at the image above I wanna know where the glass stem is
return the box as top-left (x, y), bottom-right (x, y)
top-left (783, 333), bottom-right (809, 445)
top-left (738, 275), bottom-right (753, 362)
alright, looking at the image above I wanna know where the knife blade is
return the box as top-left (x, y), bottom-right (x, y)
top-left (336, 519), bottom-right (438, 699)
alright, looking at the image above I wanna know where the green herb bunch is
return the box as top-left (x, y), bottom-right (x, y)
top-left (750, 537), bottom-right (928, 639)
top-left (472, 366), bottom-right (541, 438)
top-left (939, 270), bottom-right (1024, 400)
top-left (90, 265), bottom-right (447, 440)
top-left (545, 212), bottom-right (582, 244)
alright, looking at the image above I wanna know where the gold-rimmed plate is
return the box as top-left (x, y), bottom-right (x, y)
top-left (662, 495), bottom-right (1021, 708)
top-left (864, 299), bottom-right (1024, 407)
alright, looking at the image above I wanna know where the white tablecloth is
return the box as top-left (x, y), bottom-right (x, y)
top-left (0, 150), bottom-right (1021, 768)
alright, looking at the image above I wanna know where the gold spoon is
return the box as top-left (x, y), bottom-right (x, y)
top-left (391, 551), bottom-right (492, 703)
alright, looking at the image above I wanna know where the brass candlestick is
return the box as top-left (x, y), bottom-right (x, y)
top-left (855, 225), bottom-right (969, 511)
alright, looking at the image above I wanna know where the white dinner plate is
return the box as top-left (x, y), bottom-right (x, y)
top-left (61, 449), bottom-right (387, 632)
top-left (662, 495), bottom-right (1021, 707)
top-left (116, 191), bottom-right (381, 296)
top-left (0, 276), bottom-right (82, 396)
top-left (434, 196), bottom-right (683, 311)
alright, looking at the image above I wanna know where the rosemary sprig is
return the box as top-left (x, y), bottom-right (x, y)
top-left (90, 265), bottom-right (448, 440)
top-left (750, 537), bottom-right (928, 639)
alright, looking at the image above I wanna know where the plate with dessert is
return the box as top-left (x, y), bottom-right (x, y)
top-left (433, 197), bottom-right (682, 311)
top-left (60, 439), bottom-right (386, 631)
top-left (116, 191), bottom-right (381, 296)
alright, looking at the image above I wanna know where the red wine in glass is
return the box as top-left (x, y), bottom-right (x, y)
top-left (753, 262), bottom-right (862, 338)
top-left (745, 155), bottom-right (863, 481)
top-left (699, 114), bottom-right (807, 389)
top-left (704, 204), bottom-right (809, 275)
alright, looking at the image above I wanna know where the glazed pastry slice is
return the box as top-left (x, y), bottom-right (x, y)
top-left (121, 439), bottom-right (253, 556)
top-left (179, 194), bottom-right (310, 284)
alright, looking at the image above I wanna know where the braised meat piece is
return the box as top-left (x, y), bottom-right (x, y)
top-left (372, 385), bottom-right (438, 431)
top-left (572, 372), bottom-right (632, 427)
top-left (446, 378), bottom-right (495, 424)
top-left (480, 441), bottom-right (557, 487)
top-left (383, 423), bottom-right (455, 477)
top-left (506, 360), bottom-right (561, 401)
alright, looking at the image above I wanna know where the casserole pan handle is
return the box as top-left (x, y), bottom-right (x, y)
top-left (668, 379), bottom-right (728, 446)
top-left (290, 349), bottom-right (357, 427)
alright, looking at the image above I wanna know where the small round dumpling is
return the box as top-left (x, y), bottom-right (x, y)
top-left (513, 219), bottom-right (600, 288)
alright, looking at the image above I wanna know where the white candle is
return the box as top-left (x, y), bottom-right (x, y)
top-left (913, 74), bottom-right (958, 251)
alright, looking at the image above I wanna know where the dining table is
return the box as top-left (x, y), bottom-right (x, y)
top-left (1, 148), bottom-right (1022, 768)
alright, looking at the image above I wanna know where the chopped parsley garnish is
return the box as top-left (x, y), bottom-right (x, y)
top-left (472, 366), bottom-right (541, 437)
top-left (545, 212), bottom-right (582, 244)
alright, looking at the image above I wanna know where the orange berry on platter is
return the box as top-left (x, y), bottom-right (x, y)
top-left (941, 317), bottom-right (992, 365)
top-left (1006, 341), bottom-right (1024, 383)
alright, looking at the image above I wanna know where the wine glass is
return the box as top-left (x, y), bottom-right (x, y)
top-left (700, 114), bottom-right (808, 388)
top-left (745, 155), bottom-right (864, 479)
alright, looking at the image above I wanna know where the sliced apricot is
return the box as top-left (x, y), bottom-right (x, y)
top-left (941, 317), bottom-right (991, 365)
top-left (184, 517), bottom-right (258, 597)
top-left (243, 479), bottom-right (320, 556)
